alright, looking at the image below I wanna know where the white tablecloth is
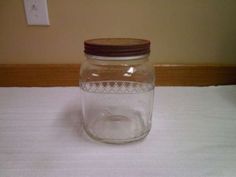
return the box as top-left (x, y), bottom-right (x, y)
top-left (0, 86), bottom-right (236, 177)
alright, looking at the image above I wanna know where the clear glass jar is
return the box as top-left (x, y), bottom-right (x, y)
top-left (80, 38), bottom-right (155, 144)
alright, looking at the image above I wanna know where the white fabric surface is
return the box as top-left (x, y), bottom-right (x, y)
top-left (0, 86), bottom-right (236, 177)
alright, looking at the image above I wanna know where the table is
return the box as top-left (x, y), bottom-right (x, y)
top-left (0, 86), bottom-right (236, 177)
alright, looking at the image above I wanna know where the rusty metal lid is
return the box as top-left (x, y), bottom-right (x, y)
top-left (84, 38), bottom-right (150, 57)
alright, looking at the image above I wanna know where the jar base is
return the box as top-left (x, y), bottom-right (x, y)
top-left (83, 114), bottom-right (151, 144)
top-left (84, 126), bottom-right (150, 144)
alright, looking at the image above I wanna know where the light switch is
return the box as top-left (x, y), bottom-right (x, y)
top-left (24, 0), bottom-right (50, 26)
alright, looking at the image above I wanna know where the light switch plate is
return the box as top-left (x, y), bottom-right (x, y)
top-left (23, 0), bottom-right (50, 26)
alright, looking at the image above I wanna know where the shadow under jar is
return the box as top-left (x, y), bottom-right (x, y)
top-left (80, 38), bottom-right (155, 144)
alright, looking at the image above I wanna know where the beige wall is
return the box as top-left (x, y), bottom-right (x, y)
top-left (0, 0), bottom-right (236, 64)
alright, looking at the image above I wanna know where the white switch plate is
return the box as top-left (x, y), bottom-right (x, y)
top-left (24, 0), bottom-right (50, 26)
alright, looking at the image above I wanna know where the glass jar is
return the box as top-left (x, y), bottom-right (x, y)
top-left (80, 38), bottom-right (155, 144)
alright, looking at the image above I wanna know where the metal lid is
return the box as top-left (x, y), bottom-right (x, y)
top-left (84, 38), bottom-right (150, 57)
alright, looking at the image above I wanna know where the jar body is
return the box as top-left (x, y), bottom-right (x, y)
top-left (80, 55), bottom-right (155, 144)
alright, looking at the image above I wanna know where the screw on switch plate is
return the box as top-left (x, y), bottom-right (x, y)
top-left (23, 0), bottom-right (50, 26)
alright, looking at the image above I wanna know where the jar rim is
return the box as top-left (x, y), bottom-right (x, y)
top-left (85, 54), bottom-right (149, 61)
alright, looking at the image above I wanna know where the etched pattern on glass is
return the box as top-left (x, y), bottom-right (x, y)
top-left (80, 81), bottom-right (154, 94)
